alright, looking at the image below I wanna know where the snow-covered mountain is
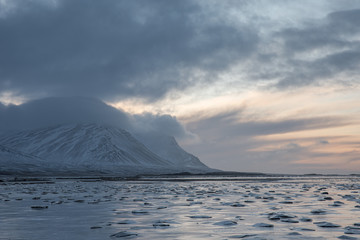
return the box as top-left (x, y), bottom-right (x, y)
top-left (0, 144), bottom-right (50, 175)
top-left (136, 133), bottom-right (208, 169)
top-left (0, 123), bottom-right (210, 176)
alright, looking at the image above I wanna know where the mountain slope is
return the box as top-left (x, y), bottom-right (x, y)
top-left (135, 133), bottom-right (208, 170)
top-left (0, 123), bottom-right (210, 176)
top-left (0, 144), bottom-right (49, 175)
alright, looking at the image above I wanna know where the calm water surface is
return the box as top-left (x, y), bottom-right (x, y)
top-left (1, 176), bottom-right (360, 240)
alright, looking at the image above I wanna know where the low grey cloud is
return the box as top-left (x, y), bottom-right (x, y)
top-left (0, 97), bottom-right (132, 132)
top-left (132, 113), bottom-right (196, 140)
top-left (318, 139), bottom-right (330, 145)
top-left (0, 97), bottom-right (192, 140)
top-left (0, 0), bottom-right (257, 101)
top-left (186, 110), bottom-right (350, 140)
top-left (182, 109), bottom-right (353, 173)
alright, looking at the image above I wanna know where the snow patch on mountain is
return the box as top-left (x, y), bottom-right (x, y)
top-left (0, 144), bottom-right (48, 175)
top-left (135, 133), bottom-right (208, 169)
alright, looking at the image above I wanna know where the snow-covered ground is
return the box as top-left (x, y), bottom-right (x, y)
top-left (1, 176), bottom-right (360, 239)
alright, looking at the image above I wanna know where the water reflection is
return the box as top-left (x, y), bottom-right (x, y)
top-left (0, 176), bottom-right (359, 239)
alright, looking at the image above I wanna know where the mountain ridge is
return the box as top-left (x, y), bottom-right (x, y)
top-left (0, 123), bottom-right (211, 176)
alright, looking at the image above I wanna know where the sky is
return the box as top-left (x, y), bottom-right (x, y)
top-left (0, 0), bottom-right (359, 174)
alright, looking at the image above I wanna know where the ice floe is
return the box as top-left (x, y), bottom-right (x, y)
top-left (1, 175), bottom-right (360, 239)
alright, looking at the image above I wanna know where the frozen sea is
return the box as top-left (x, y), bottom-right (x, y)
top-left (1, 175), bottom-right (360, 240)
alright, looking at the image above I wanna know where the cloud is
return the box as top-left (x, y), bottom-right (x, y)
top-left (132, 113), bottom-right (196, 140)
top-left (285, 142), bottom-right (301, 150)
top-left (0, 97), bottom-right (132, 131)
top-left (0, 102), bottom-right (5, 111)
top-left (271, 9), bottom-right (360, 88)
top-left (182, 108), bottom-right (355, 173)
top-left (0, 0), bottom-right (258, 101)
top-left (186, 109), bottom-right (350, 140)
top-left (1, 1), bottom-right (359, 103)
top-left (318, 139), bottom-right (329, 145)
top-left (0, 97), bottom-right (193, 140)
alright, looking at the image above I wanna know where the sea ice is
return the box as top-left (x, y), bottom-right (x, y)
top-left (345, 226), bottom-right (360, 234)
top-left (338, 235), bottom-right (358, 240)
top-left (253, 223), bottom-right (274, 228)
top-left (213, 220), bottom-right (237, 226)
top-left (188, 215), bottom-right (212, 219)
top-left (314, 221), bottom-right (341, 228)
top-left (228, 234), bottom-right (258, 238)
top-left (311, 209), bottom-right (327, 214)
top-left (1, 175), bottom-right (360, 239)
top-left (110, 231), bottom-right (138, 238)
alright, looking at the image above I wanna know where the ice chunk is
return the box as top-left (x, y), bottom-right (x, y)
top-left (253, 223), bottom-right (274, 228)
top-left (31, 206), bottom-right (48, 209)
top-left (213, 220), bottom-right (237, 226)
top-left (110, 231), bottom-right (138, 238)
top-left (188, 215), bottom-right (212, 219)
top-left (314, 221), bottom-right (341, 228)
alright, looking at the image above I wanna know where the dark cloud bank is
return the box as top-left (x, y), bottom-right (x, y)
top-left (0, 0), bottom-right (257, 101)
top-left (0, 97), bottom-right (192, 140)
